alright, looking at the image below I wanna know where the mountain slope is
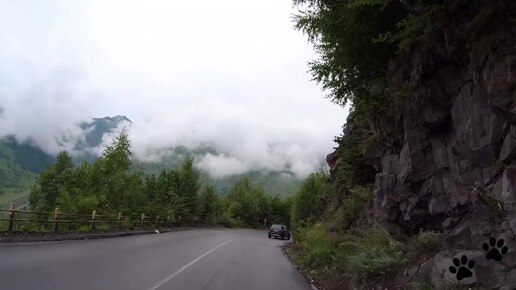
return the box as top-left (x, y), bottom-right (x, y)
top-left (0, 116), bottom-right (133, 207)
top-left (0, 116), bottom-right (304, 207)
top-left (0, 139), bottom-right (40, 207)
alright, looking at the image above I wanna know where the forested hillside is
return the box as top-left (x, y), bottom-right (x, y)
top-left (0, 116), bottom-right (303, 207)
top-left (28, 132), bottom-right (291, 229)
top-left (138, 146), bottom-right (303, 197)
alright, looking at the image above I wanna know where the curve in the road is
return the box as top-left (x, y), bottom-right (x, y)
top-left (0, 229), bottom-right (310, 290)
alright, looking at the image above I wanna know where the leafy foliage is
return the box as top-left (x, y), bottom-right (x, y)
top-left (328, 185), bottom-right (374, 231)
top-left (336, 227), bottom-right (404, 279)
top-left (222, 177), bottom-right (291, 227)
top-left (294, 225), bottom-right (404, 280)
top-left (2, 138), bottom-right (304, 208)
top-left (405, 230), bottom-right (443, 262)
top-left (199, 184), bottom-right (220, 223)
top-left (297, 224), bottom-right (336, 269)
top-left (27, 132), bottom-right (292, 228)
top-left (293, 0), bottom-right (407, 105)
top-left (290, 171), bottom-right (327, 230)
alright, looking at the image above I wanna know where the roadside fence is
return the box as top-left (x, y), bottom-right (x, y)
top-left (0, 203), bottom-right (194, 232)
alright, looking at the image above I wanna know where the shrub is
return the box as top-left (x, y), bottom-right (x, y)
top-left (328, 185), bottom-right (374, 231)
top-left (336, 227), bottom-right (404, 280)
top-left (414, 231), bottom-right (442, 251)
top-left (406, 230), bottom-right (442, 261)
top-left (298, 224), bottom-right (337, 269)
top-left (290, 172), bottom-right (327, 231)
top-left (296, 225), bottom-right (404, 280)
top-left (344, 248), bottom-right (400, 278)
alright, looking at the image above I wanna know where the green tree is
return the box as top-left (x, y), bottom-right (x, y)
top-left (223, 177), bottom-right (271, 227)
top-left (199, 184), bottom-right (220, 223)
top-left (293, 0), bottom-right (407, 106)
top-left (290, 171), bottom-right (327, 230)
top-left (268, 195), bottom-right (292, 226)
top-left (176, 157), bottom-right (201, 220)
top-left (29, 167), bottom-right (57, 212)
top-left (27, 131), bottom-right (294, 231)
top-left (145, 169), bottom-right (180, 219)
top-left (100, 131), bottom-right (142, 213)
top-left (102, 130), bottom-right (132, 174)
top-left (55, 151), bottom-right (73, 174)
top-left (29, 150), bottom-right (74, 212)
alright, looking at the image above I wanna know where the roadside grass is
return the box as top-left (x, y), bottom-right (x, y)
top-left (289, 224), bottom-right (443, 288)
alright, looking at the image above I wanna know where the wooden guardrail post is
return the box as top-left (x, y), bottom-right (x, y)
top-left (118, 212), bottom-right (122, 229)
top-left (140, 213), bottom-right (145, 228)
top-left (155, 215), bottom-right (159, 227)
top-left (8, 203), bottom-right (15, 232)
top-left (91, 210), bottom-right (96, 231)
top-left (53, 208), bottom-right (60, 232)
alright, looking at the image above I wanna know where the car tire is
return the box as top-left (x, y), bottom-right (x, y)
top-left (268, 234), bottom-right (271, 238)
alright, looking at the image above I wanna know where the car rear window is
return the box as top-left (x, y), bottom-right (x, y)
top-left (271, 224), bottom-right (286, 229)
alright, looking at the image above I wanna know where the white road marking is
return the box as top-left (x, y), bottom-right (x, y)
top-left (146, 238), bottom-right (238, 290)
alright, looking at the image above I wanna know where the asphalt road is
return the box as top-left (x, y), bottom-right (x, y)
top-left (0, 229), bottom-right (311, 290)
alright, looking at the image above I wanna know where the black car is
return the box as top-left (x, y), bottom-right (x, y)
top-left (268, 224), bottom-right (291, 240)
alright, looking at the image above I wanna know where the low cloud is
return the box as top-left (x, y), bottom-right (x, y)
top-left (0, 0), bottom-right (348, 179)
top-left (0, 69), bottom-right (94, 155)
top-left (197, 154), bottom-right (250, 179)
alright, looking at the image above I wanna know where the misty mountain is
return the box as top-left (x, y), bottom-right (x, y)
top-left (79, 115), bottom-right (132, 147)
top-left (0, 115), bottom-right (303, 207)
top-left (0, 115), bottom-right (134, 206)
top-left (0, 115), bottom-right (132, 184)
top-left (134, 145), bottom-right (303, 196)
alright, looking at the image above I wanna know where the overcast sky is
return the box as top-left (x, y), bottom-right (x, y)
top-left (0, 0), bottom-right (347, 178)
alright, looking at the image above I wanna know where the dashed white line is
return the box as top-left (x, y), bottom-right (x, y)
top-left (146, 238), bottom-right (238, 290)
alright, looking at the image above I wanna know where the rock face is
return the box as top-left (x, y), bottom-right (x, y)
top-left (337, 2), bottom-right (516, 289)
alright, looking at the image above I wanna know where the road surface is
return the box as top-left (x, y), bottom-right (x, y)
top-left (0, 229), bottom-right (311, 290)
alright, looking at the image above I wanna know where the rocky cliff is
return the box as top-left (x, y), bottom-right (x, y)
top-left (328, 1), bottom-right (516, 288)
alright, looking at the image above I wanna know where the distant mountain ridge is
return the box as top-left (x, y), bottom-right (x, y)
top-left (0, 115), bottom-right (303, 206)
top-left (1, 115), bottom-right (132, 178)
top-left (0, 116), bottom-right (134, 206)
